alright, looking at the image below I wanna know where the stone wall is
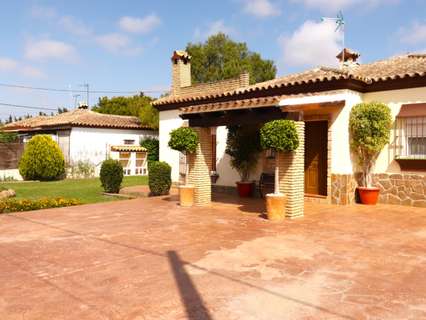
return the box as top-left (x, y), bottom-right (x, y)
top-left (331, 174), bottom-right (357, 205)
top-left (373, 173), bottom-right (426, 208)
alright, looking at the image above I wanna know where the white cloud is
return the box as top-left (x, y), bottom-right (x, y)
top-left (118, 14), bottom-right (161, 34)
top-left (25, 39), bottom-right (78, 62)
top-left (96, 33), bottom-right (143, 55)
top-left (194, 20), bottom-right (236, 40)
top-left (399, 22), bottom-right (426, 45)
top-left (291, 0), bottom-right (395, 13)
top-left (58, 16), bottom-right (92, 37)
top-left (30, 4), bottom-right (57, 19)
top-left (0, 57), bottom-right (18, 71)
top-left (278, 20), bottom-right (342, 68)
top-left (242, 0), bottom-right (280, 17)
top-left (0, 57), bottom-right (45, 78)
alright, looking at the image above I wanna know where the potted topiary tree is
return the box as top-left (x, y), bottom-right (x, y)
top-left (260, 120), bottom-right (299, 220)
top-left (349, 102), bottom-right (392, 205)
top-left (225, 125), bottom-right (262, 197)
top-left (168, 127), bottom-right (199, 207)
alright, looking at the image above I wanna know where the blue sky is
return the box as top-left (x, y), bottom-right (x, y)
top-left (0, 0), bottom-right (425, 120)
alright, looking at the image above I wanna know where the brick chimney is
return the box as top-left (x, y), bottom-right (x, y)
top-left (171, 50), bottom-right (191, 96)
top-left (337, 48), bottom-right (360, 69)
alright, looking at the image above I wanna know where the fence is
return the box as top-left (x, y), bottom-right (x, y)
top-left (0, 143), bottom-right (25, 169)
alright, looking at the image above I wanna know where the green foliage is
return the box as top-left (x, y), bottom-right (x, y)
top-left (100, 159), bottom-right (123, 193)
top-left (148, 161), bottom-right (171, 196)
top-left (68, 160), bottom-right (95, 179)
top-left (349, 102), bottom-right (392, 187)
top-left (186, 33), bottom-right (276, 84)
top-left (19, 135), bottom-right (65, 181)
top-left (0, 197), bottom-right (80, 214)
top-left (0, 131), bottom-right (18, 143)
top-left (225, 126), bottom-right (262, 181)
top-left (260, 120), bottom-right (299, 152)
top-left (92, 94), bottom-right (159, 129)
top-left (140, 137), bottom-right (159, 163)
top-left (168, 127), bottom-right (199, 154)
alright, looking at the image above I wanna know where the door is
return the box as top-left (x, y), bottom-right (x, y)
top-left (304, 121), bottom-right (328, 196)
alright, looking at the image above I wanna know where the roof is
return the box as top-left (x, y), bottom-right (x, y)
top-left (3, 108), bottom-right (152, 132)
top-left (153, 53), bottom-right (426, 107)
top-left (110, 145), bottom-right (147, 152)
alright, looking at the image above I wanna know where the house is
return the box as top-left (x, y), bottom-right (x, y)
top-left (2, 106), bottom-right (157, 179)
top-left (153, 49), bottom-right (426, 211)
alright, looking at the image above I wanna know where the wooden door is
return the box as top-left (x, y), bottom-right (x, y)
top-left (304, 121), bottom-right (328, 196)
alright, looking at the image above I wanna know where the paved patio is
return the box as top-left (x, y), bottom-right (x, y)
top-left (0, 195), bottom-right (425, 320)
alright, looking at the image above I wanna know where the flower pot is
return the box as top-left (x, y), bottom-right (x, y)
top-left (179, 185), bottom-right (195, 207)
top-left (236, 181), bottom-right (254, 198)
top-left (265, 193), bottom-right (286, 221)
top-left (357, 187), bottom-right (380, 205)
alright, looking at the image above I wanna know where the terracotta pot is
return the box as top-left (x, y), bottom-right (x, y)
top-left (236, 181), bottom-right (254, 198)
top-left (265, 193), bottom-right (286, 221)
top-left (357, 187), bottom-right (380, 205)
top-left (179, 185), bottom-right (195, 207)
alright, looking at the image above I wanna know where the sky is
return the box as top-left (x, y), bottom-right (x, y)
top-left (0, 0), bottom-right (426, 120)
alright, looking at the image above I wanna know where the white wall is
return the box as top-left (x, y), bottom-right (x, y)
top-left (159, 110), bottom-right (185, 182)
top-left (69, 127), bottom-right (156, 174)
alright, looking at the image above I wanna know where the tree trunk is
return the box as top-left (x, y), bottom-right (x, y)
top-left (185, 152), bottom-right (189, 186)
top-left (274, 152), bottom-right (279, 194)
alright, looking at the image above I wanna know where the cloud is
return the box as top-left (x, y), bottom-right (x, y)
top-left (278, 20), bottom-right (342, 68)
top-left (0, 57), bottom-right (45, 78)
top-left (25, 39), bottom-right (78, 62)
top-left (194, 20), bottom-right (236, 40)
top-left (290, 0), bottom-right (395, 13)
top-left (242, 0), bottom-right (280, 17)
top-left (58, 16), bottom-right (92, 37)
top-left (0, 57), bottom-right (18, 71)
top-left (118, 14), bottom-right (161, 34)
top-left (30, 4), bottom-right (57, 19)
top-left (399, 22), bottom-right (426, 45)
top-left (95, 33), bottom-right (143, 55)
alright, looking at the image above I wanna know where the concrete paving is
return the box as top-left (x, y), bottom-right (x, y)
top-left (0, 194), bottom-right (425, 319)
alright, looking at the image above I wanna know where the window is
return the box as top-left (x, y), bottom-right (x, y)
top-left (124, 139), bottom-right (135, 145)
top-left (395, 115), bottom-right (426, 159)
top-left (119, 152), bottom-right (132, 175)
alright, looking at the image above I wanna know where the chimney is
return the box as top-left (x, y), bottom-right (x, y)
top-left (78, 103), bottom-right (88, 110)
top-left (336, 48), bottom-right (360, 69)
top-left (239, 72), bottom-right (250, 87)
top-left (171, 50), bottom-right (191, 96)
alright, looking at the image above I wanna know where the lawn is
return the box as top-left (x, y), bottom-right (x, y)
top-left (0, 176), bottom-right (147, 204)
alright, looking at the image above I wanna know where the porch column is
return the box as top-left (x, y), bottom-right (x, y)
top-left (187, 127), bottom-right (212, 206)
top-left (278, 121), bottom-right (305, 218)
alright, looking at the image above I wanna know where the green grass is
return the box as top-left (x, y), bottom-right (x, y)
top-left (0, 176), bottom-right (147, 204)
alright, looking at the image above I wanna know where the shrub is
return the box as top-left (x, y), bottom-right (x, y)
top-left (100, 159), bottom-right (123, 193)
top-left (168, 127), bottom-right (199, 154)
top-left (0, 131), bottom-right (18, 143)
top-left (148, 161), bottom-right (171, 196)
top-left (140, 137), bottom-right (159, 163)
top-left (19, 135), bottom-right (65, 181)
top-left (260, 120), bottom-right (299, 152)
top-left (226, 126), bottom-right (262, 181)
top-left (0, 197), bottom-right (80, 214)
top-left (68, 160), bottom-right (95, 179)
top-left (349, 102), bottom-right (392, 187)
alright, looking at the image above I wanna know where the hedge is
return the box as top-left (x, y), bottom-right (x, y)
top-left (148, 161), bottom-right (171, 196)
top-left (100, 159), bottom-right (123, 193)
top-left (0, 197), bottom-right (80, 214)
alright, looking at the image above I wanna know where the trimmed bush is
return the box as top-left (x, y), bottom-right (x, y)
top-left (0, 197), bottom-right (80, 214)
top-left (148, 161), bottom-right (171, 196)
top-left (19, 135), bottom-right (65, 181)
top-left (140, 137), bottom-right (159, 163)
top-left (168, 127), bottom-right (199, 153)
top-left (349, 102), bottom-right (392, 187)
top-left (260, 120), bottom-right (299, 152)
top-left (100, 159), bottom-right (123, 193)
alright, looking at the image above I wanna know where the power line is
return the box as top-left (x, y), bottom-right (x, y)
top-left (0, 82), bottom-right (168, 94)
top-left (0, 102), bottom-right (57, 111)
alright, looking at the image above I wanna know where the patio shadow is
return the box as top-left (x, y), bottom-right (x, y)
top-left (167, 250), bottom-right (213, 320)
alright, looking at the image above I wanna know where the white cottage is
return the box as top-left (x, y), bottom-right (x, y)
top-left (3, 106), bottom-right (157, 179)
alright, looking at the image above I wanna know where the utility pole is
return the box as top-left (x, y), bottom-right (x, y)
top-left (79, 83), bottom-right (89, 107)
top-left (73, 94), bottom-right (81, 108)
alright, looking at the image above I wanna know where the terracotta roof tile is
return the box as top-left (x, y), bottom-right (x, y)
top-left (153, 53), bottom-right (426, 107)
top-left (3, 109), bottom-right (151, 132)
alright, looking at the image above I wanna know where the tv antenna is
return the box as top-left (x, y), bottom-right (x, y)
top-left (322, 11), bottom-right (346, 61)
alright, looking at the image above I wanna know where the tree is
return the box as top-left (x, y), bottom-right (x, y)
top-left (92, 93), bottom-right (159, 129)
top-left (186, 33), bottom-right (276, 84)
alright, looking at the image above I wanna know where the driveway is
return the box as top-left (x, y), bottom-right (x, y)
top-left (0, 195), bottom-right (425, 319)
